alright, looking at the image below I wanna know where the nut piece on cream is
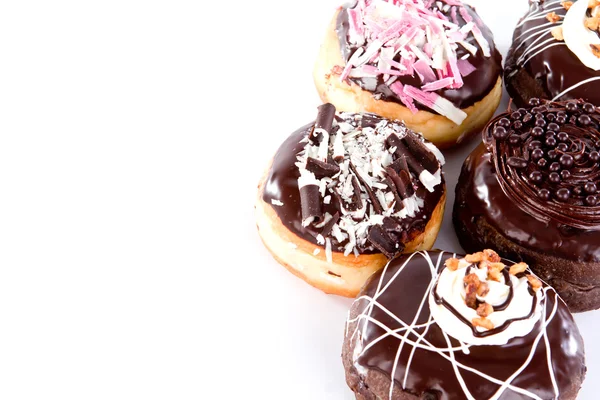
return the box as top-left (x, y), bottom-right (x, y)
top-left (563, 0), bottom-right (600, 70)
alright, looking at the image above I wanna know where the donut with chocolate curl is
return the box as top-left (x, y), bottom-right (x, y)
top-left (313, 0), bottom-right (503, 148)
top-left (343, 250), bottom-right (586, 399)
top-left (454, 98), bottom-right (600, 312)
top-left (256, 104), bottom-right (446, 297)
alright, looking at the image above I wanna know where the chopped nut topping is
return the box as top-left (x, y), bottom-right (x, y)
top-left (465, 252), bottom-right (484, 263)
top-left (487, 263), bottom-right (505, 282)
top-left (585, 17), bottom-right (600, 31)
top-left (445, 258), bottom-right (460, 271)
top-left (477, 281), bottom-right (490, 297)
top-left (464, 273), bottom-right (481, 309)
top-left (483, 249), bottom-right (501, 263)
top-left (509, 262), bottom-right (528, 276)
top-left (472, 317), bottom-right (494, 330)
top-left (546, 12), bottom-right (560, 23)
top-left (562, 1), bottom-right (573, 10)
top-left (527, 275), bottom-right (543, 292)
top-left (477, 302), bottom-right (494, 318)
top-left (592, 44), bottom-right (600, 58)
top-left (589, 0), bottom-right (600, 8)
top-left (551, 26), bottom-right (564, 41)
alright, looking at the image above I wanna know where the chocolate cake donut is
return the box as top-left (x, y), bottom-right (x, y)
top-left (505, 0), bottom-right (600, 107)
top-left (256, 104), bottom-right (446, 297)
top-left (343, 250), bottom-right (586, 399)
top-left (314, 0), bottom-right (503, 148)
top-left (454, 99), bottom-right (600, 312)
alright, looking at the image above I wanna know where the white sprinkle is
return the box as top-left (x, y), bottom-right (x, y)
top-left (313, 248), bottom-right (321, 256)
top-left (316, 234), bottom-right (325, 245)
top-left (325, 239), bottom-right (333, 263)
top-left (287, 242), bottom-right (298, 249)
top-left (324, 195), bottom-right (331, 205)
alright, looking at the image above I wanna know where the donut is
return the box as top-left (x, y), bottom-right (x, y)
top-left (313, 0), bottom-right (503, 148)
top-left (505, 0), bottom-right (600, 107)
top-left (343, 249), bottom-right (586, 399)
top-left (255, 104), bottom-right (446, 297)
top-left (454, 99), bottom-right (600, 312)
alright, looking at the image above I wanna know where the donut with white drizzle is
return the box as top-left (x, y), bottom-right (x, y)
top-left (505, 0), bottom-right (600, 107)
top-left (342, 250), bottom-right (586, 400)
top-left (255, 104), bottom-right (446, 297)
top-left (314, 0), bottom-right (503, 148)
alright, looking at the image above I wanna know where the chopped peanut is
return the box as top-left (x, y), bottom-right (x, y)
top-left (589, 0), bottom-right (600, 8)
top-left (527, 275), bottom-right (543, 292)
top-left (546, 12), bottom-right (560, 23)
top-left (551, 26), bottom-right (564, 41)
top-left (585, 17), bottom-right (600, 31)
top-left (592, 44), bottom-right (600, 58)
top-left (477, 281), bottom-right (490, 297)
top-left (509, 262), bottom-right (528, 276)
top-left (561, 1), bottom-right (573, 10)
top-left (464, 273), bottom-right (481, 309)
top-left (483, 249), bottom-right (501, 263)
top-left (465, 252), bottom-right (484, 263)
top-left (473, 317), bottom-right (494, 330)
top-left (445, 258), bottom-right (460, 271)
top-left (487, 262), bottom-right (504, 282)
top-left (477, 302), bottom-right (494, 318)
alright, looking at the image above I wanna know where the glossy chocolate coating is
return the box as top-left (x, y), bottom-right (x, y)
top-left (351, 251), bottom-right (585, 399)
top-left (505, 0), bottom-right (600, 107)
top-left (261, 118), bottom-right (444, 254)
top-left (336, 2), bottom-right (502, 111)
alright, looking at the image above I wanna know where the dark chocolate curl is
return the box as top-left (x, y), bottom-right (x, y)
top-left (349, 162), bottom-right (383, 214)
top-left (306, 157), bottom-right (340, 179)
top-left (349, 175), bottom-right (363, 211)
top-left (404, 133), bottom-right (439, 173)
top-left (385, 167), bottom-right (413, 199)
top-left (300, 184), bottom-right (323, 226)
top-left (386, 133), bottom-right (426, 176)
top-left (367, 225), bottom-right (404, 258)
top-left (321, 212), bottom-right (340, 238)
top-left (384, 175), bottom-right (404, 212)
top-left (389, 155), bottom-right (410, 175)
top-left (312, 103), bottom-right (336, 143)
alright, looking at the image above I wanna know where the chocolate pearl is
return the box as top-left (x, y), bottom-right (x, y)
top-left (535, 112), bottom-right (544, 120)
top-left (546, 113), bottom-right (556, 122)
top-left (537, 158), bottom-right (548, 168)
top-left (561, 170), bottom-right (571, 180)
top-left (556, 116), bottom-right (567, 124)
top-left (560, 154), bottom-right (574, 168)
top-left (507, 157), bottom-right (528, 169)
top-left (549, 172), bottom-right (561, 183)
top-left (566, 102), bottom-right (578, 112)
top-left (539, 188), bottom-right (551, 200)
top-left (547, 122), bottom-right (559, 132)
top-left (529, 170), bottom-right (543, 183)
top-left (493, 126), bottom-right (508, 139)
top-left (590, 151), bottom-right (600, 162)
top-left (529, 140), bottom-right (542, 149)
top-left (531, 127), bottom-right (544, 137)
top-left (584, 103), bottom-right (596, 113)
top-left (509, 135), bottom-right (522, 145)
top-left (531, 148), bottom-right (544, 161)
top-left (557, 143), bottom-right (569, 152)
top-left (586, 195), bottom-right (599, 206)
top-left (578, 114), bottom-right (592, 126)
top-left (513, 120), bottom-right (523, 130)
top-left (545, 136), bottom-right (557, 147)
top-left (557, 111), bottom-right (567, 118)
top-left (570, 116), bottom-right (578, 124)
top-left (549, 162), bottom-right (561, 172)
top-left (498, 118), bottom-right (511, 127)
top-left (535, 118), bottom-right (546, 127)
top-left (548, 150), bottom-right (558, 160)
top-left (556, 188), bottom-right (571, 201)
top-left (557, 132), bottom-right (569, 142)
top-left (511, 112), bottom-right (521, 120)
top-left (518, 108), bottom-right (528, 116)
top-left (523, 113), bottom-right (533, 123)
top-left (529, 98), bottom-right (541, 106)
top-left (585, 182), bottom-right (598, 194)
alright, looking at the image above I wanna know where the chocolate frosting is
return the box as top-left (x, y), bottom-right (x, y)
top-left (261, 114), bottom-right (444, 255)
top-left (454, 100), bottom-right (600, 264)
top-left (336, 1), bottom-right (502, 111)
top-left (505, 0), bottom-right (600, 106)
top-left (350, 250), bottom-right (585, 399)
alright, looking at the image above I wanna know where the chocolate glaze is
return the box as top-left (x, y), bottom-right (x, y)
top-left (352, 251), bottom-right (585, 399)
top-left (336, 2), bottom-right (503, 111)
top-left (262, 116), bottom-right (444, 254)
top-left (505, 0), bottom-right (600, 106)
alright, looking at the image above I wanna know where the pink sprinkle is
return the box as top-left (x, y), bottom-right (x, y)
top-left (379, 20), bottom-right (406, 43)
top-left (403, 84), bottom-right (437, 108)
top-left (450, 6), bottom-right (459, 25)
top-left (404, 84), bottom-right (467, 125)
top-left (422, 77), bottom-right (454, 91)
top-left (414, 60), bottom-right (437, 83)
top-left (446, 56), bottom-right (463, 89)
top-left (457, 59), bottom-right (476, 77)
top-left (447, 31), bottom-right (465, 42)
top-left (459, 7), bottom-right (473, 24)
top-left (441, 0), bottom-right (462, 6)
top-left (391, 81), bottom-right (418, 114)
top-left (348, 9), bottom-right (364, 38)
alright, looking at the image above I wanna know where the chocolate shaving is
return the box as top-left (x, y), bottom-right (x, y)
top-left (367, 225), bottom-right (404, 258)
top-left (349, 162), bottom-right (383, 214)
top-left (299, 184), bottom-right (323, 226)
top-left (349, 175), bottom-right (363, 211)
top-left (389, 155), bottom-right (410, 175)
top-left (382, 216), bottom-right (402, 232)
top-left (403, 133), bottom-right (439, 173)
top-left (311, 103), bottom-right (336, 143)
top-left (386, 133), bottom-right (427, 177)
top-left (385, 167), bottom-right (414, 199)
top-left (306, 157), bottom-right (340, 179)
top-left (320, 212), bottom-right (340, 238)
top-left (384, 174), bottom-right (405, 212)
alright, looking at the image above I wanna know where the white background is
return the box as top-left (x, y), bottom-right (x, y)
top-left (0, 0), bottom-right (596, 399)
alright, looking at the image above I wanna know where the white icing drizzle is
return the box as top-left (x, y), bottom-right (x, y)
top-left (346, 251), bottom-right (560, 400)
top-left (552, 75), bottom-right (600, 100)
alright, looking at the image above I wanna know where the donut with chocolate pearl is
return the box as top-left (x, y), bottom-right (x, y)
top-left (343, 250), bottom-right (586, 399)
top-left (505, 0), bottom-right (600, 107)
top-left (454, 99), bottom-right (600, 312)
top-left (313, 0), bottom-right (502, 149)
top-left (256, 104), bottom-right (446, 297)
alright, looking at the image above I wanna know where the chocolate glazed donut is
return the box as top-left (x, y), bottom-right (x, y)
top-left (454, 99), bottom-right (600, 312)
